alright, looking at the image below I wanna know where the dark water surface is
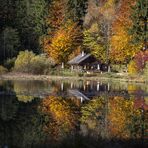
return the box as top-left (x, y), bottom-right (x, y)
top-left (0, 80), bottom-right (147, 148)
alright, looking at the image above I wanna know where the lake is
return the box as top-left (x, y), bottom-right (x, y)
top-left (0, 79), bottom-right (147, 148)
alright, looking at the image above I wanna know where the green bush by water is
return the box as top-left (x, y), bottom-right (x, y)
top-left (111, 64), bottom-right (127, 73)
top-left (14, 50), bottom-right (55, 74)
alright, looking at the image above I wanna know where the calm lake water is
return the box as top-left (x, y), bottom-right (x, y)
top-left (0, 80), bottom-right (147, 148)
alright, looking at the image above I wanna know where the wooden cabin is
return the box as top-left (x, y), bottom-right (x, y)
top-left (68, 51), bottom-right (102, 72)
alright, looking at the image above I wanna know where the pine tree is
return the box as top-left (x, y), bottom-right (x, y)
top-left (130, 0), bottom-right (148, 49)
top-left (66, 0), bottom-right (88, 26)
top-left (0, 27), bottom-right (20, 63)
top-left (0, 0), bottom-right (16, 30)
top-left (15, 0), bottom-right (47, 53)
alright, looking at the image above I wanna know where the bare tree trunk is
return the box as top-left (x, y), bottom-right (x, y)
top-left (61, 62), bottom-right (64, 69)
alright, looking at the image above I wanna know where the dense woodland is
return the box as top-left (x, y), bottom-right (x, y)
top-left (0, 0), bottom-right (147, 75)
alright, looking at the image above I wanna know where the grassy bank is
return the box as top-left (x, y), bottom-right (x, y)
top-left (0, 72), bottom-right (147, 83)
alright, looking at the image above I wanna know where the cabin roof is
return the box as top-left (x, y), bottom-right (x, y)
top-left (68, 53), bottom-right (91, 65)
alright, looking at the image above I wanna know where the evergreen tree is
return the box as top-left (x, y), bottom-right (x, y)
top-left (15, 0), bottom-right (47, 53)
top-left (130, 0), bottom-right (148, 49)
top-left (0, 0), bottom-right (16, 30)
top-left (0, 27), bottom-right (20, 63)
top-left (66, 0), bottom-right (88, 26)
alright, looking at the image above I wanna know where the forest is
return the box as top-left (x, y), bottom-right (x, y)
top-left (0, 0), bottom-right (147, 76)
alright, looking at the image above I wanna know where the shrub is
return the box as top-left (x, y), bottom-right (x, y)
top-left (128, 60), bottom-right (138, 74)
top-left (14, 50), bottom-right (35, 73)
top-left (14, 50), bottom-right (55, 74)
top-left (111, 64), bottom-right (127, 73)
top-left (30, 55), bottom-right (55, 74)
top-left (0, 65), bottom-right (8, 74)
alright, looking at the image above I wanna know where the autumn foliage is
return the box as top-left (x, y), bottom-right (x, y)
top-left (43, 21), bottom-right (81, 63)
top-left (128, 51), bottom-right (148, 74)
top-left (110, 0), bottom-right (142, 64)
top-left (108, 97), bottom-right (141, 139)
top-left (40, 96), bottom-right (78, 140)
top-left (80, 95), bottom-right (145, 139)
top-left (46, 0), bottom-right (67, 35)
top-left (1, 0), bottom-right (147, 74)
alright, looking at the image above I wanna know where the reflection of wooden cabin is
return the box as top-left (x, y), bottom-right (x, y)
top-left (68, 89), bottom-right (90, 103)
top-left (68, 51), bottom-right (101, 71)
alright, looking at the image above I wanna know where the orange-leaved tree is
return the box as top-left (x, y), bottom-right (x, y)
top-left (46, 0), bottom-right (66, 36)
top-left (110, 0), bottom-right (142, 64)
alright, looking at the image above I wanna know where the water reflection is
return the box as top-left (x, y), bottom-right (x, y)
top-left (39, 96), bottom-right (79, 142)
top-left (0, 80), bottom-right (147, 148)
top-left (0, 95), bottom-right (18, 121)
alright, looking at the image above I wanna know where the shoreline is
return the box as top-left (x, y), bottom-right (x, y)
top-left (0, 72), bottom-right (147, 83)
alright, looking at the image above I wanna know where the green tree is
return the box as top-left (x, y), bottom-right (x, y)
top-left (0, 0), bottom-right (16, 30)
top-left (129, 0), bottom-right (148, 49)
top-left (15, 0), bottom-right (47, 52)
top-left (66, 0), bottom-right (88, 25)
top-left (0, 27), bottom-right (20, 63)
top-left (83, 23), bottom-right (107, 62)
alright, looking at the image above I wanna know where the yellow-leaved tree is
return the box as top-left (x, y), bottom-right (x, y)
top-left (83, 23), bottom-right (107, 62)
top-left (42, 20), bottom-right (81, 64)
top-left (108, 96), bottom-right (142, 139)
top-left (39, 96), bottom-right (78, 140)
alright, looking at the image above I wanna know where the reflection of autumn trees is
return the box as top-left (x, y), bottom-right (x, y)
top-left (108, 97), bottom-right (142, 139)
top-left (127, 84), bottom-right (148, 110)
top-left (0, 80), bottom-right (147, 146)
top-left (14, 81), bottom-right (35, 103)
top-left (13, 80), bottom-right (50, 103)
top-left (109, 96), bottom-right (147, 139)
top-left (81, 96), bottom-right (147, 140)
top-left (81, 97), bottom-right (107, 138)
top-left (39, 96), bottom-right (79, 141)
